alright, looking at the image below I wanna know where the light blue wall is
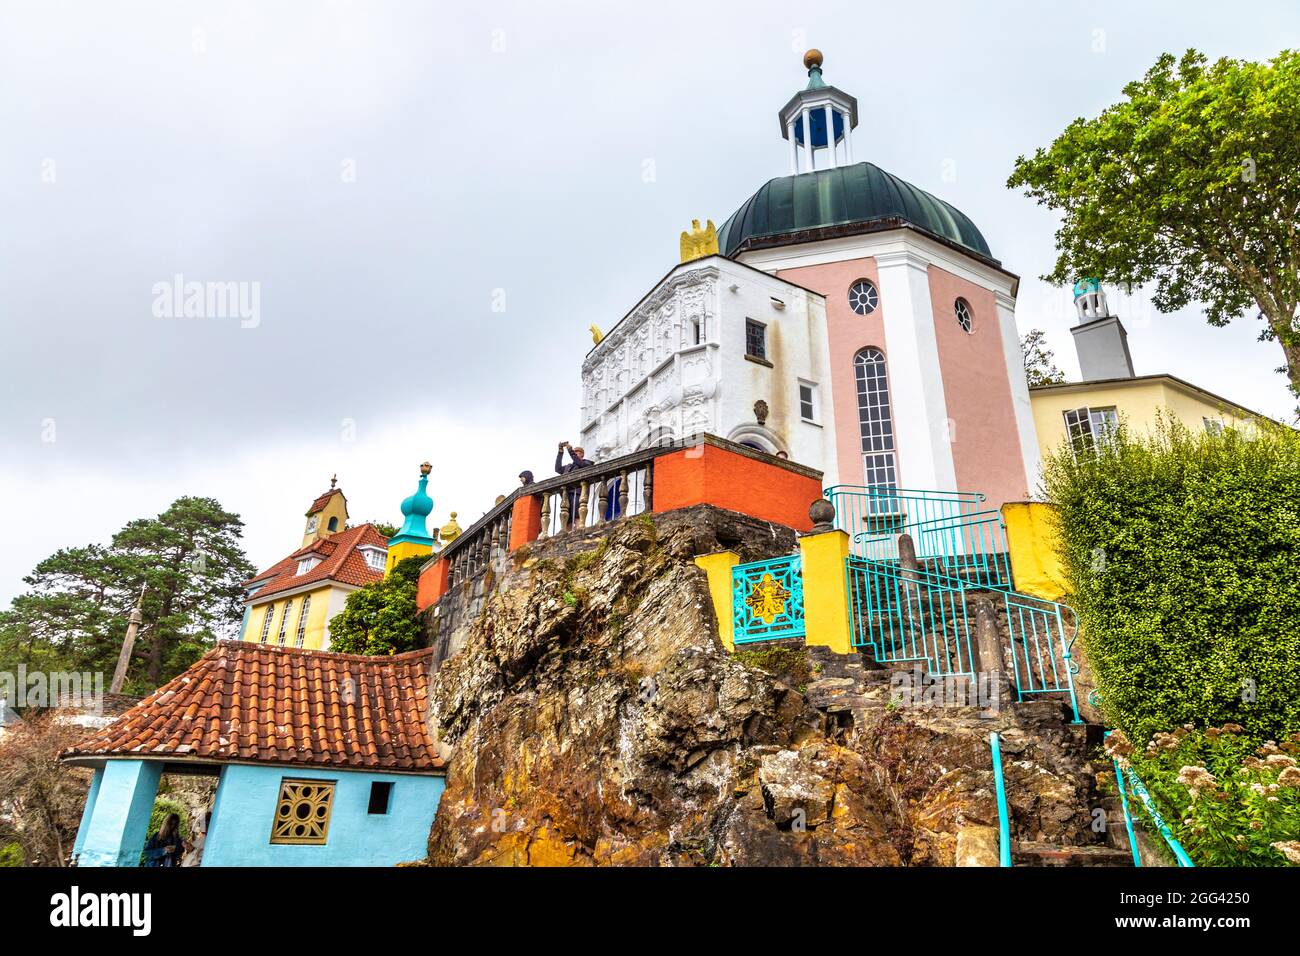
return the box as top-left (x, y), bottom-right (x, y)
top-left (202, 764), bottom-right (443, 867)
top-left (72, 766), bottom-right (104, 863)
top-left (75, 759), bottom-right (162, 867)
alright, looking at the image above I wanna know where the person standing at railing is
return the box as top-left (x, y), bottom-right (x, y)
top-left (555, 441), bottom-right (593, 527)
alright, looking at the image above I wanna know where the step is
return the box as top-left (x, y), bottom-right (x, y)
top-left (1012, 841), bottom-right (1134, 867)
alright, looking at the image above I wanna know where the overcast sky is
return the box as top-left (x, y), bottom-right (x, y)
top-left (2, 0), bottom-right (1296, 603)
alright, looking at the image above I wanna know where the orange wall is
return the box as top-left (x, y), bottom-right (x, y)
top-left (416, 555), bottom-right (449, 612)
top-left (653, 444), bottom-right (820, 531)
top-left (927, 264), bottom-right (1030, 506)
top-left (509, 493), bottom-right (542, 550)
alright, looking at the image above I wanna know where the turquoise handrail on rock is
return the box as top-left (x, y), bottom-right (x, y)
top-left (990, 732), bottom-right (1012, 867)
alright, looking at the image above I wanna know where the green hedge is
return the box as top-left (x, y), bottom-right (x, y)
top-left (1044, 416), bottom-right (1300, 743)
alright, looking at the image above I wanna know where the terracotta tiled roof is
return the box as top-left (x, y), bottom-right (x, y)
top-left (243, 524), bottom-right (388, 600)
top-left (62, 642), bottom-right (445, 773)
top-left (308, 488), bottom-right (345, 514)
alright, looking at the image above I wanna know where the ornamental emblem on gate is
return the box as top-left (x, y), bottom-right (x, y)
top-left (745, 572), bottom-right (790, 624)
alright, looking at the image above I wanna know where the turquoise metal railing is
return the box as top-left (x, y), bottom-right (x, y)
top-left (1111, 752), bottom-right (1143, 867)
top-left (731, 555), bottom-right (806, 645)
top-left (845, 555), bottom-right (1081, 721)
top-left (845, 555), bottom-right (977, 675)
top-left (1115, 760), bottom-right (1196, 867)
top-left (990, 732), bottom-right (1013, 867)
top-left (825, 485), bottom-right (1011, 589)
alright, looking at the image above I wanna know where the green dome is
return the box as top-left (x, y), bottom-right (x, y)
top-left (717, 161), bottom-right (994, 261)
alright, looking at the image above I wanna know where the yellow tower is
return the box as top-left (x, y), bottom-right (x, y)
top-left (302, 476), bottom-right (349, 548)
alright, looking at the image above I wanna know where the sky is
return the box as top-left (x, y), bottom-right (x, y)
top-left (1, 0), bottom-right (1297, 603)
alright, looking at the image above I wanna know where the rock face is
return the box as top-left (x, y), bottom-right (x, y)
top-left (425, 506), bottom-right (1111, 866)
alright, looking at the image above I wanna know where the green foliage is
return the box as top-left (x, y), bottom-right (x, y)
top-left (1044, 416), bottom-right (1300, 743)
top-left (1020, 329), bottom-right (1066, 387)
top-left (0, 842), bottom-right (24, 867)
top-left (0, 496), bottom-right (256, 691)
top-left (327, 556), bottom-right (425, 656)
top-left (1107, 725), bottom-right (1300, 866)
top-left (1009, 49), bottom-right (1300, 397)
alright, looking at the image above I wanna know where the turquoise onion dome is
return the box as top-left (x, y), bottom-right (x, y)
top-left (390, 462), bottom-right (436, 546)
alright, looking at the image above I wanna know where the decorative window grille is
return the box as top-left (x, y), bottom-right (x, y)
top-left (269, 779), bottom-right (336, 845)
top-left (259, 604), bottom-right (275, 643)
top-left (277, 600), bottom-right (293, 644)
top-left (854, 348), bottom-right (898, 496)
top-left (294, 594), bottom-right (311, 648)
top-left (745, 320), bottom-right (766, 360)
top-left (1063, 406), bottom-right (1118, 456)
top-left (849, 279), bottom-right (879, 315)
top-left (954, 298), bottom-right (974, 333)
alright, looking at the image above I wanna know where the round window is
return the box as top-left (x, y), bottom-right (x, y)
top-left (848, 279), bottom-right (879, 315)
top-left (955, 298), bottom-right (973, 333)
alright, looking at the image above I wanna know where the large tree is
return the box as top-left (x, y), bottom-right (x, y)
top-left (1020, 328), bottom-right (1066, 387)
top-left (1009, 49), bottom-right (1300, 399)
top-left (0, 497), bottom-right (255, 691)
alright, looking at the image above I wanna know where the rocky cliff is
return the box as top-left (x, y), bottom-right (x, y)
top-left (424, 506), bottom-right (1118, 866)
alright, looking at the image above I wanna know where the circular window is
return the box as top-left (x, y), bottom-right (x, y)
top-left (954, 298), bottom-right (973, 333)
top-left (848, 279), bottom-right (879, 315)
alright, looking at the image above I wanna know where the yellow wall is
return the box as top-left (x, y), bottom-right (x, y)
top-left (694, 551), bottom-right (740, 651)
top-left (1001, 502), bottom-right (1068, 603)
top-left (1031, 377), bottom-right (1258, 456)
top-left (386, 540), bottom-right (432, 575)
top-left (241, 584), bottom-right (340, 651)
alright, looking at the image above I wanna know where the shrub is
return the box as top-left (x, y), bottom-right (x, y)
top-left (0, 842), bottom-right (24, 867)
top-left (328, 556), bottom-right (425, 655)
top-left (1106, 725), bottom-right (1300, 866)
top-left (1044, 416), bottom-right (1300, 743)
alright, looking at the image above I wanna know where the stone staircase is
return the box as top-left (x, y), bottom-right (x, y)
top-left (740, 640), bottom-right (1132, 867)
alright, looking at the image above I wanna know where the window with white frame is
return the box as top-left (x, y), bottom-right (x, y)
top-left (849, 279), bottom-right (879, 315)
top-left (294, 594), bottom-right (311, 648)
top-left (259, 603), bottom-right (276, 643)
top-left (954, 298), bottom-right (974, 333)
top-left (276, 600), bottom-right (293, 644)
top-left (1062, 406), bottom-right (1118, 455)
top-left (297, 557), bottom-right (321, 575)
top-left (798, 381), bottom-right (820, 423)
top-left (361, 547), bottom-right (387, 572)
top-left (854, 348), bottom-right (898, 499)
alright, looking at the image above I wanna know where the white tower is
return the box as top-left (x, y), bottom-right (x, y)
top-left (778, 50), bottom-right (860, 174)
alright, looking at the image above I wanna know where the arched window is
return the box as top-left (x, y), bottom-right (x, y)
top-left (854, 348), bottom-right (897, 492)
top-left (327, 516), bottom-right (339, 532)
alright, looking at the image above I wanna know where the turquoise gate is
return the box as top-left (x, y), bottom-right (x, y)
top-left (731, 555), bottom-right (806, 645)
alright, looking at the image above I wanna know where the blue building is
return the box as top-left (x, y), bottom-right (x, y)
top-left (62, 641), bottom-right (448, 867)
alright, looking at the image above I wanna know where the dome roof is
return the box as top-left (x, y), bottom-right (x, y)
top-left (717, 161), bottom-right (994, 261)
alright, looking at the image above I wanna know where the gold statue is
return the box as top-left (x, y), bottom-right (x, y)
top-left (589, 324), bottom-right (604, 345)
top-left (679, 219), bottom-right (719, 263)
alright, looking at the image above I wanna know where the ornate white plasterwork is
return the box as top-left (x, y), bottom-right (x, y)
top-left (580, 265), bottom-right (721, 460)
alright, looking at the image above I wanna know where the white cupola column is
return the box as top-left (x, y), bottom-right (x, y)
top-left (824, 104), bottom-right (836, 167)
top-left (787, 119), bottom-right (798, 173)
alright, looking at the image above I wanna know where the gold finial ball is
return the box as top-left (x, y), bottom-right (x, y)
top-left (419, 461), bottom-right (432, 476)
top-left (803, 49), bottom-right (823, 70)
